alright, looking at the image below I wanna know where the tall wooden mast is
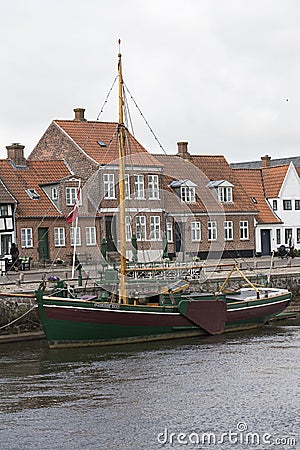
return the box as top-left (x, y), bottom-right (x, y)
top-left (118, 41), bottom-right (127, 304)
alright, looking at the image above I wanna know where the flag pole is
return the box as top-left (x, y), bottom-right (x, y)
top-left (71, 214), bottom-right (78, 279)
top-left (71, 180), bottom-right (81, 279)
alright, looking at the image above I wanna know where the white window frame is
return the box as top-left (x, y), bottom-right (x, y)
top-left (125, 174), bottom-right (131, 199)
top-left (224, 221), bottom-right (233, 240)
top-left (150, 216), bottom-right (161, 241)
top-left (181, 186), bottom-right (195, 203)
top-left (66, 187), bottom-right (82, 206)
top-left (208, 221), bottom-right (217, 241)
top-left (166, 222), bottom-right (173, 243)
top-left (148, 175), bottom-right (159, 199)
top-left (135, 216), bottom-right (146, 241)
top-left (54, 227), bottom-right (65, 247)
top-left (218, 187), bottom-right (233, 203)
top-left (283, 199), bottom-right (292, 210)
top-left (134, 174), bottom-right (145, 199)
top-left (240, 221), bottom-right (249, 240)
top-left (103, 174), bottom-right (115, 199)
top-left (85, 227), bottom-right (96, 246)
top-left (70, 226), bottom-right (81, 247)
top-left (125, 216), bottom-right (132, 241)
top-left (21, 228), bottom-right (33, 248)
top-left (276, 228), bottom-right (281, 245)
top-left (191, 222), bottom-right (201, 241)
top-left (0, 205), bottom-right (12, 217)
top-left (51, 187), bottom-right (58, 200)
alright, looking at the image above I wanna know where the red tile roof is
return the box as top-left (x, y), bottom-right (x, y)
top-left (55, 120), bottom-right (163, 167)
top-left (234, 168), bottom-right (281, 224)
top-left (0, 178), bottom-right (17, 203)
top-left (0, 159), bottom-right (72, 217)
top-left (155, 154), bottom-right (257, 214)
top-left (261, 165), bottom-right (289, 198)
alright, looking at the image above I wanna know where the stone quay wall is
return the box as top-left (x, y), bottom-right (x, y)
top-left (0, 295), bottom-right (41, 337)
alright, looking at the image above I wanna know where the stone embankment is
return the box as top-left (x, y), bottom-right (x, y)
top-left (0, 257), bottom-right (299, 342)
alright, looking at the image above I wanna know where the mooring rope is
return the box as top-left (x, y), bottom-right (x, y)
top-left (0, 303), bottom-right (36, 330)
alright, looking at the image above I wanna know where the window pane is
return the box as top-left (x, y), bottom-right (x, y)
top-left (150, 216), bottom-right (160, 240)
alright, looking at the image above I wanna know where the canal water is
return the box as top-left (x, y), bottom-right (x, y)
top-left (0, 322), bottom-right (299, 450)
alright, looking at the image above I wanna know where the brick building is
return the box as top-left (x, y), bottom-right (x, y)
top-left (0, 143), bottom-right (83, 264)
top-left (29, 108), bottom-right (166, 263)
top-left (155, 142), bottom-right (258, 260)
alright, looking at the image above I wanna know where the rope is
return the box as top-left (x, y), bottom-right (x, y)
top-left (0, 303), bottom-right (36, 330)
top-left (124, 82), bottom-right (167, 154)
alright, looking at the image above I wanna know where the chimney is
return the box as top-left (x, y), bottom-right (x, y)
top-left (261, 155), bottom-right (271, 168)
top-left (177, 141), bottom-right (190, 159)
top-left (73, 108), bottom-right (86, 122)
top-left (6, 143), bottom-right (26, 167)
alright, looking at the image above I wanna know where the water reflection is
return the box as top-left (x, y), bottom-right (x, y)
top-left (0, 323), bottom-right (299, 449)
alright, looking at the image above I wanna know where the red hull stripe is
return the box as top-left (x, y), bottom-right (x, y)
top-left (44, 306), bottom-right (193, 327)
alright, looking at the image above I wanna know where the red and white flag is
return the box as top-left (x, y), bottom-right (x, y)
top-left (66, 188), bottom-right (80, 224)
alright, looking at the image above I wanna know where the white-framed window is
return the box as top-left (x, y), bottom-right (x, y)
top-left (166, 222), bottom-right (173, 242)
top-left (0, 205), bottom-right (12, 216)
top-left (208, 221), bottom-right (217, 241)
top-left (240, 221), bottom-right (249, 240)
top-left (181, 186), bottom-right (195, 203)
top-left (54, 227), bottom-right (65, 247)
top-left (224, 221), bottom-right (233, 240)
top-left (51, 187), bottom-right (58, 200)
top-left (26, 188), bottom-right (40, 200)
top-left (134, 175), bottom-right (145, 199)
top-left (86, 227), bottom-right (96, 246)
top-left (125, 216), bottom-right (132, 241)
top-left (150, 216), bottom-right (160, 240)
top-left (103, 174), bottom-right (115, 199)
top-left (0, 217), bottom-right (13, 231)
top-left (148, 175), bottom-right (159, 199)
top-left (125, 174), bottom-right (131, 199)
top-left (191, 222), bottom-right (201, 241)
top-left (70, 227), bottom-right (81, 246)
top-left (85, 227), bottom-right (97, 245)
top-left (66, 187), bottom-right (82, 206)
top-left (135, 216), bottom-right (146, 241)
top-left (284, 228), bottom-right (293, 245)
top-left (21, 228), bottom-right (33, 248)
top-left (218, 187), bottom-right (232, 203)
top-left (276, 229), bottom-right (281, 245)
top-left (283, 200), bottom-right (292, 210)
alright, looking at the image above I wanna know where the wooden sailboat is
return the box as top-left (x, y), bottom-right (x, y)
top-left (35, 45), bottom-right (291, 349)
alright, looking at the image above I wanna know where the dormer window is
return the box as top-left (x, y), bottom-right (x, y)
top-left (169, 180), bottom-right (196, 203)
top-left (218, 186), bottom-right (232, 203)
top-left (26, 189), bottom-right (40, 200)
top-left (51, 187), bottom-right (58, 200)
top-left (181, 186), bottom-right (195, 203)
top-left (207, 180), bottom-right (233, 203)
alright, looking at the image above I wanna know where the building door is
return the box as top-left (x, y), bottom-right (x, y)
top-left (261, 229), bottom-right (271, 255)
top-left (175, 221), bottom-right (183, 253)
top-left (38, 228), bottom-right (49, 261)
top-left (105, 216), bottom-right (117, 252)
top-left (1, 234), bottom-right (12, 256)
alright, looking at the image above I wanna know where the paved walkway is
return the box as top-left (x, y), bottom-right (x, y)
top-left (0, 255), bottom-right (299, 294)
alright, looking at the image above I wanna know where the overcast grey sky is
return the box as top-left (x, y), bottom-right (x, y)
top-left (1, 0), bottom-right (300, 163)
